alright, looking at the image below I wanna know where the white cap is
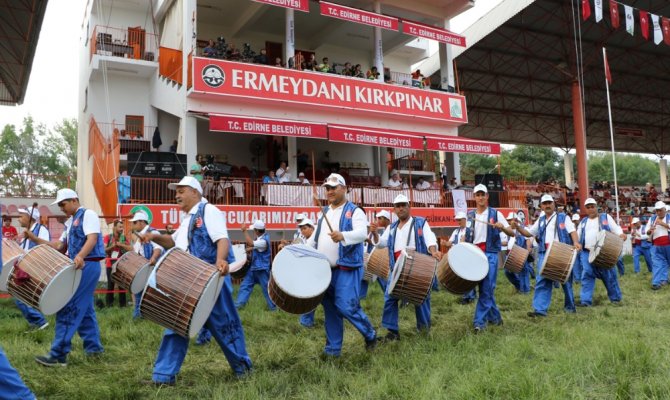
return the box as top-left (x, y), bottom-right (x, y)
top-left (632, 217), bottom-right (640, 224)
top-left (454, 211), bottom-right (467, 220)
top-left (323, 173), bottom-right (346, 187)
top-left (299, 172), bottom-right (305, 176)
top-left (51, 188), bottom-right (79, 205)
top-left (473, 184), bottom-right (487, 194)
top-left (130, 211), bottom-right (149, 222)
top-left (540, 194), bottom-right (554, 203)
top-left (390, 169), bottom-right (399, 176)
top-left (377, 210), bottom-right (391, 220)
top-left (393, 194), bottom-right (410, 204)
top-left (295, 213), bottom-right (306, 222)
top-left (655, 201), bottom-right (666, 210)
top-left (298, 218), bottom-right (314, 227)
top-left (17, 207), bottom-right (40, 220)
top-left (168, 176), bottom-right (203, 194)
top-left (252, 220), bottom-right (265, 230)
top-left (572, 214), bottom-right (581, 221)
top-left (584, 198), bottom-right (597, 206)
top-left (506, 212), bottom-right (516, 220)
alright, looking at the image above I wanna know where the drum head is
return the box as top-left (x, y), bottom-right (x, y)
top-left (387, 252), bottom-right (406, 293)
top-left (40, 264), bottom-right (82, 315)
top-left (130, 263), bottom-right (151, 294)
top-left (271, 244), bottom-right (331, 298)
top-left (189, 272), bottom-right (225, 338)
top-left (229, 244), bottom-right (248, 272)
top-left (0, 259), bottom-right (18, 292)
top-left (447, 243), bottom-right (488, 281)
top-left (588, 231), bottom-right (607, 264)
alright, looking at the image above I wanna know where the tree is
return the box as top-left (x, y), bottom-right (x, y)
top-left (587, 152), bottom-right (659, 186)
top-left (0, 117), bottom-right (77, 197)
top-left (459, 145), bottom-right (563, 183)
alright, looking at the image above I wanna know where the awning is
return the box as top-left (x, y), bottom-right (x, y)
top-left (425, 136), bottom-right (500, 155)
top-left (209, 114), bottom-right (328, 139)
top-left (328, 125), bottom-right (424, 150)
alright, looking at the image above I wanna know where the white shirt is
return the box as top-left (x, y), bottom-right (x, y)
top-left (306, 203), bottom-right (367, 267)
top-left (416, 181), bottom-right (431, 190)
top-left (387, 179), bottom-right (402, 188)
top-left (252, 234), bottom-right (268, 251)
top-left (469, 209), bottom-right (509, 245)
top-left (22, 222), bottom-right (50, 250)
top-left (59, 208), bottom-right (101, 241)
top-left (299, 178), bottom-right (310, 185)
top-left (377, 217), bottom-right (437, 253)
top-left (171, 203), bottom-right (229, 252)
top-left (448, 226), bottom-right (466, 244)
top-left (133, 225), bottom-right (164, 254)
top-left (500, 232), bottom-right (509, 247)
top-left (631, 225), bottom-right (650, 241)
top-left (645, 214), bottom-right (669, 240)
top-left (526, 212), bottom-right (575, 246)
top-left (578, 214), bottom-right (623, 250)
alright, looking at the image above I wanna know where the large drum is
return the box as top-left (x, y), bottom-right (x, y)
top-left (7, 245), bottom-right (81, 315)
top-left (366, 247), bottom-right (389, 279)
top-left (268, 244), bottom-right (331, 314)
top-left (589, 231), bottom-right (624, 269)
top-left (1, 238), bottom-right (24, 292)
top-left (388, 249), bottom-right (437, 305)
top-left (437, 243), bottom-right (488, 295)
top-left (111, 252), bottom-right (151, 294)
top-left (539, 241), bottom-right (577, 284)
top-left (362, 253), bottom-right (376, 283)
top-left (140, 248), bottom-right (225, 338)
top-left (229, 243), bottom-right (250, 280)
top-left (503, 245), bottom-right (530, 274)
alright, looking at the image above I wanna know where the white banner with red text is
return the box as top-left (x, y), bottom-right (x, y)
top-left (319, 1), bottom-right (398, 31)
top-left (426, 136), bottom-right (501, 155)
top-left (209, 114), bottom-right (328, 139)
top-left (401, 20), bottom-right (466, 47)
top-left (251, 0), bottom-right (309, 12)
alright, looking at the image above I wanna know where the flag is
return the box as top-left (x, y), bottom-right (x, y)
top-left (582, 0), bottom-right (591, 21)
top-left (452, 190), bottom-right (467, 216)
top-left (603, 48), bottom-right (612, 85)
top-left (610, 0), bottom-right (619, 29)
top-left (640, 10), bottom-right (649, 40)
top-left (595, 0), bottom-right (603, 22)
top-left (663, 17), bottom-right (670, 45)
top-left (624, 5), bottom-right (634, 35)
top-left (652, 14), bottom-right (663, 45)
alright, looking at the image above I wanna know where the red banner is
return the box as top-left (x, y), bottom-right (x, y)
top-left (251, 0), bottom-right (309, 12)
top-left (426, 137), bottom-right (501, 155)
top-left (320, 1), bottom-right (398, 31)
top-left (209, 114), bottom-right (328, 139)
top-left (328, 125), bottom-right (424, 150)
top-left (118, 204), bottom-right (520, 230)
top-left (192, 58), bottom-right (467, 124)
top-left (401, 20), bottom-right (466, 47)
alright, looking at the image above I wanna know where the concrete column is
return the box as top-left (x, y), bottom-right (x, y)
top-left (180, 115), bottom-right (198, 169)
top-left (444, 152), bottom-right (460, 184)
top-left (285, 9), bottom-right (295, 66)
top-left (373, 1), bottom-right (384, 82)
top-left (660, 158), bottom-right (668, 192)
top-left (439, 19), bottom-right (455, 90)
top-left (572, 80), bottom-right (589, 209)
top-left (183, 0), bottom-right (196, 86)
top-left (564, 153), bottom-right (574, 189)
top-left (287, 138), bottom-right (297, 181)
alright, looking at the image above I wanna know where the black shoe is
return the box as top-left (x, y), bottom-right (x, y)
top-left (577, 303), bottom-right (590, 307)
top-left (527, 311), bottom-right (545, 318)
top-left (381, 331), bottom-right (401, 342)
top-left (458, 298), bottom-right (473, 305)
top-left (611, 301), bottom-right (623, 307)
top-left (491, 320), bottom-right (503, 326)
top-left (35, 355), bottom-right (66, 367)
top-left (141, 379), bottom-right (175, 387)
top-left (365, 337), bottom-right (379, 351)
top-left (652, 285), bottom-right (661, 290)
top-left (474, 326), bottom-right (483, 334)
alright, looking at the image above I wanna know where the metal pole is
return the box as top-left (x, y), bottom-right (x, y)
top-left (603, 47), bottom-right (620, 223)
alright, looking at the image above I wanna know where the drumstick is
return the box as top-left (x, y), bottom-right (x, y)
top-left (473, 218), bottom-right (496, 227)
top-left (312, 192), bottom-right (334, 233)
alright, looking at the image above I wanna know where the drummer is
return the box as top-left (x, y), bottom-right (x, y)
top-left (141, 176), bottom-right (252, 384)
top-left (375, 194), bottom-right (442, 341)
top-left (466, 184), bottom-right (515, 332)
top-left (645, 200), bottom-right (670, 290)
top-left (306, 173), bottom-right (378, 356)
top-left (367, 209), bottom-right (392, 294)
top-left (295, 218), bottom-right (319, 328)
top-left (0, 346), bottom-right (35, 399)
top-left (514, 194), bottom-right (579, 317)
top-left (14, 206), bottom-right (49, 331)
top-left (446, 212), bottom-right (476, 305)
top-left (129, 211), bottom-right (164, 319)
top-left (235, 220), bottom-right (276, 311)
top-left (631, 217), bottom-right (653, 274)
top-left (26, 189), bottom-right (105, 367)
top-left (575, 198), bottom-right (625, 305)
top-left (571, 214), bottom-right (584, 284)
top-left (503, 212), bottom-right (533, 295)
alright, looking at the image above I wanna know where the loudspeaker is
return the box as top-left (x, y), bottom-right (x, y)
top-left (475, 173), bottom-right (503, 207)
top-left (128, 152), bottom-right (187, 178)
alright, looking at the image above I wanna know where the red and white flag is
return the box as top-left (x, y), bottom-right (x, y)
top-left (662, 17), bottom-right (670, 45)
top-left (595, 0), bottom-right (603, 22)
top-left (603, 48), bottom-right (612, 85)
top-left (609, 0), bottom-right (619, 29)
top-left (624, 5), bottom-right (634, 35)
top-left (582, 0), bottom-right (591, 21)
top-left (640, 10), bottom-right (650, 40)
top-left (652, 14), bottom-right (663, 45)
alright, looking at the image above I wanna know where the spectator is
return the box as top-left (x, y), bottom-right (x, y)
top-left (296, 149), bottom-right (308, 172)
top-left (263, 170), bottom-right (278, 183)
top-left (411, 69), bottom-right (424, 80)
top-left (276, 162), bottom-right (291, 183)
top-left (447, 177), bottom-right (459, 190)
top-left (164, 224), bottom-right (175, 235)
top-left (317, 57), bottom-right (332, 73)
top-left (190, 155), bottom-right (204, 182)
top-left (254, 48), bottom-right (268, 64)
top-left (387, 171), bottom-right (402, 188)
top-left (415, 177), bottom-right (431, 190)
top-left (298, 172), bottom-right (310, 185)
top-left (169, 140), bottom-right (178, 153)
top-left (367, 66), bottom-right (380, 80)
top-left (341, 62), bottom-right (353, 76)
top-left (203, 40), bottom-right (216, 58)
top-left (302, 54), bottom-right (317, 71)
top-left (227, 43), bottom-right (241, 60)
top-left (2, 216), bottom-right (17, 240)
top-left (353, 64), bottom-right (365, 78)
top-left (274, 57), bottom-right (284, 68)
top-left (118, 171), bottom-right (130, 203)
top-left (103, 220), bottom-right (132, 308)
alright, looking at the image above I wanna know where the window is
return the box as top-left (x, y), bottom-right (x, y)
top-left (125, 115), bottom-right (144, 138)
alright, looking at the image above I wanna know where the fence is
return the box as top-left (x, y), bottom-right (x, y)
top-left (90, 25), bottom-right (158, 62)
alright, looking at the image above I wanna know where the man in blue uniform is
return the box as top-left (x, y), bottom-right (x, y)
top-left (27, 189), bottom-right (105, 366)
top-left (630, 217), bottom-right (653, 274)
top-left (235, 220), bottom-right (276, 311)
top-left (130, 210), bottom-right (164, 318)
top-left (571, 214), bottom-right (584, 283)
top-left (446, 212), bottom-right (476, 304)
top-left (502, 212), bottom-right (533, 294)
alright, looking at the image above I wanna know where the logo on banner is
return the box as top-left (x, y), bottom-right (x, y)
top-left (202, 65), bottom-right (225, 87)
top-left (449, 98), bottom-right (462, 119)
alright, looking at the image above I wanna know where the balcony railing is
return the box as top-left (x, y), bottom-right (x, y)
top-left (90, 25), bottom-right (158, 62)
top-left (95, 122), bottom-right (155, 154)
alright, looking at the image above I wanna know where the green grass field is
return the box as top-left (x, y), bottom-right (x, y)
top-left (3, 257), bottom-right (670, 399)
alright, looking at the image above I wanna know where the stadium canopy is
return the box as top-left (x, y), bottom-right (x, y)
top-left (0, 0), bottom-right (49, 105)
top-left (418, 0), bottom-right (670, 156)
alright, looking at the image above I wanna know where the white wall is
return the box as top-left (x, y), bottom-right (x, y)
top-left (91, 2), bottom-right (159, 35)
top-left (88, 77), bottom-right (156, 128)
top-left (157, 110), bottom-right (180, 152)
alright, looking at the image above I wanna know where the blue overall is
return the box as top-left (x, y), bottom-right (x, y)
top-left (649, 214), bottom-right (670, 287)
top-left (572, 249), bottom-right (583, 283)
top-left (197, 272), bottom-right (234, 345)
top-left (466, 208), bottom-right (503, 329)
top-left (616, 256), bottom-right (625, 276)
top-left (382, 217), bottom-right (432, 333)
top-left (0, 346), bottom-right (35, 400)
top-left (135, 227), bottom-right (162, 319)
top-left (578, 214), bottom-right (623, 305)
top-left (153, 203), bottom-right (251, 382)
top-left (235, 232), bottom-right (275, 310)
top-left (314, 202), bottom-right (376, 356)
top-left (49, 208), bottom-right (105, 361)
top-left (632, 225), bottom-right (653, 273)
top-left (15, 224), bottom-right (48, 328)
top-left (503, 227), bottom-right (532, 294)
top-left (359, 241), bottom-right (388, 298)
top-left (531, 213), bottom-right (575, 315)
